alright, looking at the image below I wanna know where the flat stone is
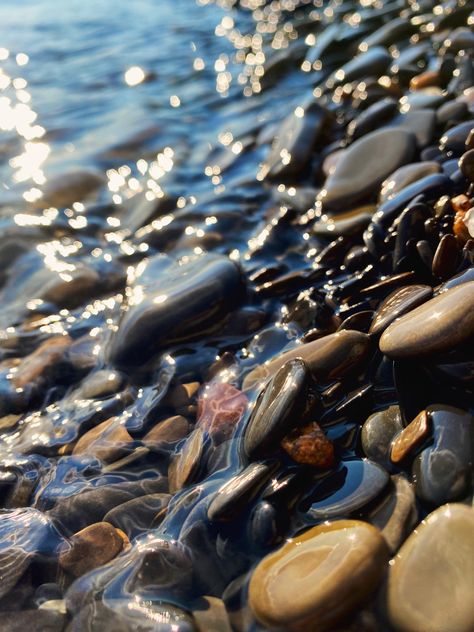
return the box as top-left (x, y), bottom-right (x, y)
top-left (370, 285), bottom-right (433, 336)
top-left (243, 330), bottom-right (370, 389)
top-left (379, 162), bottom-right (441, 203)
top-left (386, 109), bottom-right (437, 148)
top-left (244, 359), bottom-right (310, 459)
top-left (281, 421), bottom-right (335, 468)
top-left (77, 370), bottom-right (125, 400)
top-left (313, 207), bottom-right (373, 238)
top-left (249, 520), bottom-right (389, 632)
top-left (59, 522), bottom-right (124, 577)
top-left (11, 335), bottom-right (71, 388)
top-left (308, 459), bottom-right (390, 519)
top-left (362, 406), bottom-right (403, 468)
top-left (380, 281), bottom-right (474, 358)
top-left (72, 418), bottom-right (133, 463)
top-left (197, 382), bottom-right (248, 443)
top-left (387, 504), bottom-right (474, 632)
top-left (413, 405), bottom-right (473, 505)
top-left (391, 410), bottom-right (431, 464)
top-left (193, 596), bottom-right (233, 632)
top-left (319, 129), bottom-right (416, 211)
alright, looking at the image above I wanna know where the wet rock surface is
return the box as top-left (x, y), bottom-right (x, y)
top-left (0, 0), bottom-right (473, 629)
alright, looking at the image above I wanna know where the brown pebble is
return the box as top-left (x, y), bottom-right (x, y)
top-left (12, 335), bottom-right (71, 388)
top-left (409, 70), bottom-right (440, 91)
top-left (59, 522), bottom-right (124, 577)
top-left (72, 418), bottom-right (133, 463)
top-left (164, 382), bottom-right (200, 408)
top-left (197, 382), bottom-right (248, 442)
top-left (281, 421), bottom-right (335, 468)
top-left (143, 415), bottom-right (190, 450)
top-left (432, 234), bottom-right (460, 280)
top-left (391, 410), bottom-right (431, 464)
top-left (454, 207), bottom-right (472, 244)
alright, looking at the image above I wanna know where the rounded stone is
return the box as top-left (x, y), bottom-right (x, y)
top-left (370, 285), bottom-right (433, 337)
top-left (387, 504), bottom-right (474, 632)
top-left (249, 520), bottom-right (389, 631)
top-left (380, 281), bottom-right (474, 358)
top-left (59, 522), bottom-right (124, 577)
top-left (362, 406), bottom-right (403, 467)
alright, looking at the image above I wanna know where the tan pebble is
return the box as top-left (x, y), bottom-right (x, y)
top-left (143, 415), bottom-right (190, 449)
top-left (72, 418), bottom-right (133, 463)
top-left (12, 335), bottom-right (71, 388)
top-left (390, 410), bottom-right (431, 464)
top-left (59, 522), bottom-right (124, 577)
top-left (249, 520), bottom-right (389, 631)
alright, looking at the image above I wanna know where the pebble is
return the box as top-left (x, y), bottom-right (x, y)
top-left (319, 129), bottom-right (416, 211)
top-left (432, 234), bottom-right (460, 280)
top-left (76, 370), bottom-right (125, 400)
top-left (11, 335), bottom-right (71, 389)
top-left (243, 330), bottom-right (370, 389)
top-left (390, 410), bottom-right (431, 464)
top-left (370, 285), bottom-right (433, 336)
top-left (168, 428), bottom-right (205, 492)
top-left (281, 421), bottom-right (335, 468)
top-left (107, 254), bottom-right (246, 369)
top-left (193, 596), bottom-right (233, 632)
top-left (59, 522), bottom-right (124, 577)
top-left (361, 406), bottom-right (403, 468)
top-left (244, 359), bottom-right (310, 459)
top-left (0, 610), bottom-right (65, 632)
top-left (387, 504), bottom-right (474, 632)
top-left (308, 459), bottom-right (390, 519)
top-left (380, 281), bottom-right (474, 358)
top-left (413, 405), bottom-right (473, 505)
top-left (265, 102), bottom-right (328, 179)
top-left (379, 162), bottom-right (441, 203)
top-left (143, 415), bottom-right (190, 450)
top-left (72, 418), bottom-right (133, 463)
top-left (249, 520), bottom-right (389, 631)
top-left (197, 382), bottom-right (248, 443)
top-left (103, 493), bottom-right (171, 538)
top-left (370, 475), bottom-right (418, 553)
top-left (459, 148), bottom-right (474, 182)
top-left (35, 170), bottom-right (105, 209)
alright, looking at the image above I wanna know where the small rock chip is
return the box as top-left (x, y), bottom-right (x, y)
top-left (59, 522), bottom-right (123, 577)
top-left (390, 410), bottom-right (431, 464)
top-left (387, 504), bottom-right (474, 632)
top-left (249, 520), bottom-right (389, 631)
top-left (281, 421), bottom-right (334, 468)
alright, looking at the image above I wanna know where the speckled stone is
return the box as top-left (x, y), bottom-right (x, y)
top-left (387, 504), bottom-right (474, 632)
top-left (249, 520), bottom-right (389, 631)
top-left (380, 281), bottom-right (474, 358)
top-left (281, 421), bottom-right (335, 468)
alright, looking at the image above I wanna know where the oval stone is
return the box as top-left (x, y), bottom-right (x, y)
top-left (249, 520), bottom-right (389, 631)
top-left (244, 359), bottom-right (310, 459)
top-left (319, 129), bottom-right (417, 211)
top-left (243, 330), bottom-right (370, 390)
top-left (388, 504), bottom-right (474, 632)
top-left (380, 281), bottom-right (474, 358)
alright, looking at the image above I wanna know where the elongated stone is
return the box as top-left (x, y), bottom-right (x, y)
top-left (370, 285), bottom-right (433, 336)
top-left (143, 415), bottom-right (190, 450)
top-left (391, 410), bottom-right (431, 464)
top-left (243, 330), bottom-right (370, 389)
top-left (244, 359), bottom-right (310, 459)
top-left (387, 504), bottom-right (474, 632)
top-left (380, 281), bottom-right (474, 358)
top-left (168, 428), bottom-right (205, 492)
top-left (362, 406), bottom-right (403, 468)
top-left (72, 418), bottom-right (133, 463)
top-left (104, 493), bottom-right (171, 538)
top-left (379, 162), bottom-right (441, 203)
top-left (249, 520), bottom-right (389, 631)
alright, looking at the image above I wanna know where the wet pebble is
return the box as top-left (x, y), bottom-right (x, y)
top-left (72, 418), bottom-right (133, 463)
top-left (143, 415), bottom-right (190, 450)
top-left (388, 504), bottom-right (474, 632)
top-left (379, 162), bottom-right (441, 203)
top-left (380, 281), bottom-right (474, 358)
top-left (103, 493), bottom-right (171, 538)
top-left (59, 521), bottom-right (124, 577)
top-left (390, 410), bottom-right (431, 464)
top-left (362, 406), bottom-right (403, 468)
top-left (168, 428), bottom-right (205, 492)
top-left (370, 285), bottom-right (433, 337)
top-left (413, 405), bottom-right (473, 505)
top-left (307, 458), bottom-right (390, 519)
top-left (197, 382), bottom-right (248, 443)
top-left (281, 421), bottom-right (334, 468)
top-left (249, 520), bottom-right (389, 632)
top-left (319, 129), bottom-right (416, 211)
